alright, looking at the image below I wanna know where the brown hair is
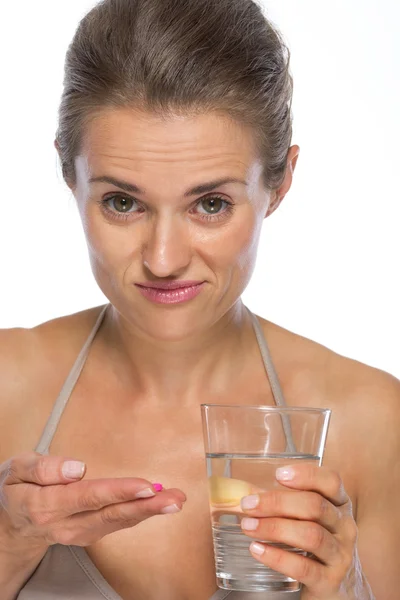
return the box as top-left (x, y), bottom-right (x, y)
top-left (56, 0), bottom-right (293, 192)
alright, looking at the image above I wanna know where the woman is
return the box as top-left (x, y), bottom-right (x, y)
top-left (0, 0), bottom-right (398, 598)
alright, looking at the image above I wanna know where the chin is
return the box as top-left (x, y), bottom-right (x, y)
top-left (133, 304), bottom-right (214, 342)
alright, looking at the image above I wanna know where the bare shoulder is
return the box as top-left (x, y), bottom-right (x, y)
top-left (260, 316), bottom-right (400, 414)
top-left (0, 305), bottom-right (106, 461)
top-left (260, 317), bottom-right (400, 497)
top-left (0, 304), bottom-right (105, 391)
top-left (326, 346), bottom-right (400, 467)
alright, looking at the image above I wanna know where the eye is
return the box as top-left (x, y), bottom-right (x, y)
top-left (195, 196), bottom-right (229, 215)
top-left (105, 195), bottom-right (140, 213)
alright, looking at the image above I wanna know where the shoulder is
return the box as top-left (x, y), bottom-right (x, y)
top-left (0, 305), bottom-right (106, 461)
top-left (260, 316), bottom-right (400, 498)
top-left (0, 304), bottom-right (106, 386)
top-left (260, 316), bottom-right (400, 415)
top-left (326, 350), bottom-right (400, 469)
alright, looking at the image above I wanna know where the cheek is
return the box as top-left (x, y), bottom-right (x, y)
top-left (195, 210), bottom-right (262, 276)
top-left (82, 206), bottom-right (139, 268)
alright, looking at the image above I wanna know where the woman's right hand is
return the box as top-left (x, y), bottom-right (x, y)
top-left (0, 451), bottom-right (186, 553)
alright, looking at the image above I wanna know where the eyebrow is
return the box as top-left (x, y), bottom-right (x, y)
top-left (88, 175), bottom-right (248, 197)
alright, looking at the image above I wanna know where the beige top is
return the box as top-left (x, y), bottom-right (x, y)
top-left (17, 304), bottom-right (301, 599)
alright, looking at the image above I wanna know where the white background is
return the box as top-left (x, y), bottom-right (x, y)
top-left (0, 1), bottom-right (399, 378)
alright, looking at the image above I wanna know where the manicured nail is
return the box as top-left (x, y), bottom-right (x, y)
top-left (250, 542), bottom-right (265, 556)
top-left (241, 494), bottom-right (260, 510)
top-left (161, 503), bottom-right (181, 514)
top-left (153, 483), bottom-right (163, 492)
top-left (276, 467), bottom-right (295, 481)
top-left (135, 488), bottom-right (156, 499)
top-left (62, 461), bottom-right (86, 479)
top-left (241, 517), bottom-right (259, 531)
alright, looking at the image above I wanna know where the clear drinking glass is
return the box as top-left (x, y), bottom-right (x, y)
top-left (201, 404), bottom-right (331, 593)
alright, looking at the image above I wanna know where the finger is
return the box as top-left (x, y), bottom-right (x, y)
top-left (240, 489), bottom-right (341, 533)
top-left (50, 490), bottom-right (186, 546)
top-left (274, 464), bottom-right (349, 506)
top-left (248, 541), bottom-right (326, 591)
top-left (241, 516), bottom-right (340, 565)
top-left (4, 452), bottom-right (87, 486)
top-left (25, 477), bottom-right (183, 523)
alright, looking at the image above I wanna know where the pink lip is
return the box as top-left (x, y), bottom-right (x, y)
top-left (136, 280), bottom-right (203, 290)
top-left (135, 281), bottom-right (205, 304)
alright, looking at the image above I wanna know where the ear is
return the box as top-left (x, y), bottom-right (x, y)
top-left (266, 145), bottom-right (300, 217)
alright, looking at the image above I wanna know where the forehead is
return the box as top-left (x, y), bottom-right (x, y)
top-left (78, 107), bottom-right (260, 180)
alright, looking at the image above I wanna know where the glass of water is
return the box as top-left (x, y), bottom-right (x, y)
top-left (201, 404), bottom-right (331, 593)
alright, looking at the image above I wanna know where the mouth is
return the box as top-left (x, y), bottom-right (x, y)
top-left (135, 281), bottom-right (205, 305)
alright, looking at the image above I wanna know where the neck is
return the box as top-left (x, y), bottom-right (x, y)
top-left (100, 300), bottom-right (259, 405)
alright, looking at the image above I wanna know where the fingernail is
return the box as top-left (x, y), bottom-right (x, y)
top-left (250, 542), bottom-right (265, 556)
top-left (153, 483), bottom-right (163, 492)
top-left (62, 461), bottom-right (86, 479)
top-left (276, 467), bottom-right (295, 481)
top-left (241, 517), bottom-right (259, 531)
top-left (135, 488), bottom-right (156, 499)
top-left (161, 503), bottom-right (181, 514)
top-left (241, 494), bottom-right (260, 510)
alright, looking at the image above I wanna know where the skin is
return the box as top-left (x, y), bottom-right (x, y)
top-left (0, 107), bottom-right (399, 600)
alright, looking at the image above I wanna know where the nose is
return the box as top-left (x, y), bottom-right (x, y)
top-left (142, 215), bottom-right (192, 278)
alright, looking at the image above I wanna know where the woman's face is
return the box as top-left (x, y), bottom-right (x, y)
top-left (72, 107), bottom-right (298, 340)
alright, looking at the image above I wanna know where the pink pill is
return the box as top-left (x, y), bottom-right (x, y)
top-left (153, 483), bottom-right (163, 492)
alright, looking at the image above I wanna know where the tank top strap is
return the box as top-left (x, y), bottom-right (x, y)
top-left (35, 304), bottom-right (110, 455)
top-left (246, 308), bottom-right (287, 408)
top-left (247, 308), bottom-right (296, 454)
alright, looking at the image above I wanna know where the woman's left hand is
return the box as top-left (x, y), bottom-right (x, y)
top-left (240, 464), bottom-right (373, 599)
